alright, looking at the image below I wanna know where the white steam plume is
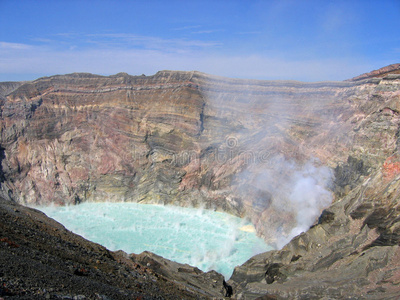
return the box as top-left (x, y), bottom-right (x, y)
top-left (201, 76), bottom-right (335, 249)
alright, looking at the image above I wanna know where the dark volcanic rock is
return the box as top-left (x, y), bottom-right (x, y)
top-left (0, 196), bottom-right (224, 299)
top-left (334, 155), bottom-right (370, 196)
top-left (1, 65), bottom-right (400, 298)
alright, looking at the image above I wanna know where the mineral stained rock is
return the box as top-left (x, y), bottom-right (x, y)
top-left (1, 64), bottom-right (400, 299)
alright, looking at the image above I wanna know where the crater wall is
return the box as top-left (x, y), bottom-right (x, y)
top-left (1, 66), bottom-right (400, 298)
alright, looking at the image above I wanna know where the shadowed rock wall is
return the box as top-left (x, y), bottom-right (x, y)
top-left (1, 66), bottom-right (400, 298)
top-left (1, 70), bottom-right (400, 242)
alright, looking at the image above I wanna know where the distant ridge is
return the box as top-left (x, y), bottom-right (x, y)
top-left (348, 63), bottom-right (400, 81)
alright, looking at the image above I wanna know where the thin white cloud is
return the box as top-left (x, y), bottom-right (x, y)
top-left (0, 42), bottom-right (32, 50)
top-left (191, 29), bottom-right (224, 35)
top-left (54, 32), bottom-right (81, 38)
top-left (235, 31), bottom-right (262, 35)
top-left (172, 25), bottom-right (202, 31)
top-left (84, 33), bottom-right (222, 51)
top-left (30, 37), bottom-right (55, 44)
top-left (0, 40), bottom-right (373, 82)
top-left (319, 3), bottom-right (355, 33)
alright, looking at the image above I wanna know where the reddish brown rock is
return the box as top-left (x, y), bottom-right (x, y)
top-left (1, 69), bottom-right (400, 240)
top-left (1, 66), bottom-right (400, 298)
top-left (348, 63), bottom-right (400, 81)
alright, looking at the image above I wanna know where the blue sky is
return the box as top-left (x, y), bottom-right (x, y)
top-left (0, 0), bottom-right (399, 82)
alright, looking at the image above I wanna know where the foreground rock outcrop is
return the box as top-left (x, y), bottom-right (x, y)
top-left (0, 196), bottom-right (225, 299)
top-left (1, 64), bottom-right (400, 298)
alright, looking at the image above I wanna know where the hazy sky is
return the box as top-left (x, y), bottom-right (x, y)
top-left (1, 0), bottom-right (399, 82)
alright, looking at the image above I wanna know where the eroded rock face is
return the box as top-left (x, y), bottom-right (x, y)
top-left (229, 171), bottom-right (400, 298)
top-left (227, 65), bottom-right (400, 298)
top-left (1, 65), bottom-right (400, 298)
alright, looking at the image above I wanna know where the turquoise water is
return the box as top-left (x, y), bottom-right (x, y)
top-left (36, 202), bottom-right (272, 278)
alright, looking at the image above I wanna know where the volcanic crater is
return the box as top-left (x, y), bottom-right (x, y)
top-left (1, 64), bottom-right (400, 299)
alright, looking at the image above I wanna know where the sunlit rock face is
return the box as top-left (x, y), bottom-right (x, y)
top-left (229, 67), bottom-right (400, 299)
top-left (1, 65), bottom-right (400, 298)
top-left (1, 68), bottom-right (400, 243)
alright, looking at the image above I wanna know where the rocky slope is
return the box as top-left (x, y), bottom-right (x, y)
top-left (1, 64), bottom-right (400, 299)
top-left (0, 196), bottom-right (225, 299)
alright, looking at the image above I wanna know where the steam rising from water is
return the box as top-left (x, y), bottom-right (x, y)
top-left (202, 79), bottom-right (335, 248)
top-left (269, 159), bottom-right (333, 248)
top-left (36, 202), bottom-right (272, 278)
top-left (239, 156), bottom-right (333, 248)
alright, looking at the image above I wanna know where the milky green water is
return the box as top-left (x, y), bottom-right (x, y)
top-left (36, 202), bottom-right (272, 278)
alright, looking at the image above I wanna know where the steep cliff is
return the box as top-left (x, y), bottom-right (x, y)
top-left (1, 64), bottom-right (400, 299)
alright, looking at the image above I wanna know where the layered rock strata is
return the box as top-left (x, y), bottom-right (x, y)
top-left (1, 64), bottom-right (400, 298)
